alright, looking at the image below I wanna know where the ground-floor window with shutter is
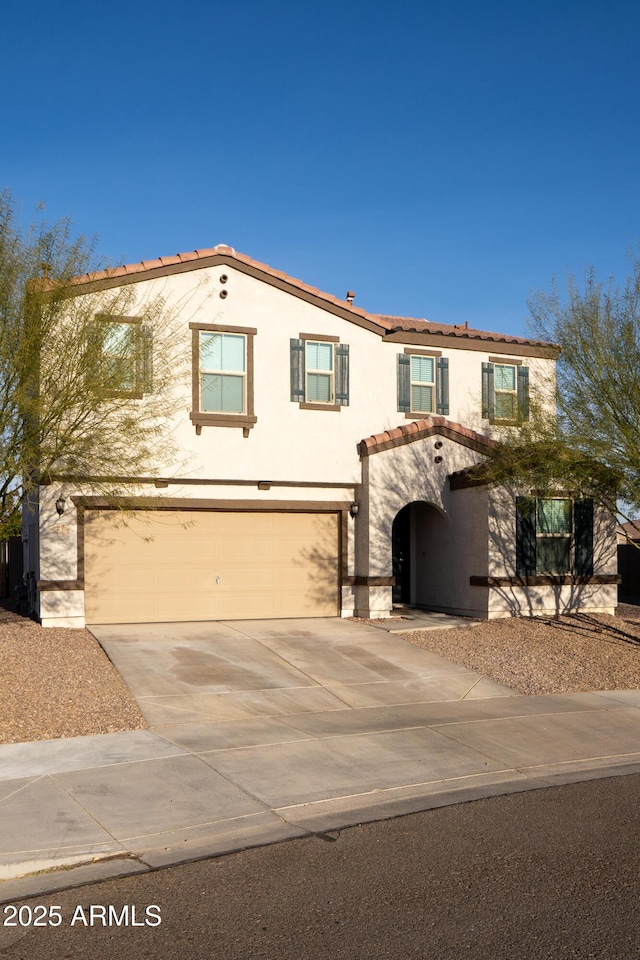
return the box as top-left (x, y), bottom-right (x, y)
top-left (290, 335), bottom-right (349, 409)
top-left (516, 496), bottom-right (594, 576)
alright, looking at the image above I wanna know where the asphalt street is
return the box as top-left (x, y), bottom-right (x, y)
top-left (1, 774), bottom-right (639, 960)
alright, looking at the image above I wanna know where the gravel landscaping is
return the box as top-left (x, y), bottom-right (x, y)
top-left (0, 604), bottom-right (147, 745)
top-left (400, 604), bottom-right (640, 696)
top-left (1, 602), bottom-right (639, 745)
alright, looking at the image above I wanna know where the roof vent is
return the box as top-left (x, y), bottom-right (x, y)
top-left (346, 290), bottom-right (355, 304)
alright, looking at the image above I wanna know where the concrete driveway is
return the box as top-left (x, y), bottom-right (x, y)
top-left (90, 617), bottom-right (513, 733)
top-left (6, 618), bottom-right (640, 899)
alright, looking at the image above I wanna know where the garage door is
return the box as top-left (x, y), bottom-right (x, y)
top-left (84, 510), bottom-right (340, 624)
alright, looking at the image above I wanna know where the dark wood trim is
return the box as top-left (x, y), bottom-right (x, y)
top-left (190, 323), bottom-right (256, 431)
top-left (65, 255), bottom-right (387, 336)
top-left (449, 471), bottom-right (488, 490)
top-left (189, 412), bottom-right (258, 429)
top-left (37, 580), bottom-right (83, 591)
top-left (40, 475), bottom-right (357, 489)
top-left (485, 418), bottom-right (522, 427)
top-left (299, 402), bottom-right (341, 412)
top-left (348, 576), bottom-right (395, 586)
top-left (403, 347), bottom-right (442, 358)
top-left (73, 497), bottom-right (352, 512)
top-left (340, 511), bottom-right (349, 583)
top-left (71, 500), bottom-right (351, 596)
top-left (95, 313), bottom-right (142, 325)
top-left (384, 331), bottom-right (560, 359)
top-left (488, 356), bottom-right (523, 366)
top-left (470, 574), bottom-right (621, 587)
top-left (299, 332), bottom-right (340, 343)
top-left (57, 253), bottom-right (555, 357)
top-left (189, 322), bottom-right (258, 335)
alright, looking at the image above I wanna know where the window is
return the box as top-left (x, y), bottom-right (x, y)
top-left (190, 323), bottom-right (257, 433)
top-left (516, 497), bottom-right (594, 577)
top-left (93, 316), bottom-right (152, 397)
top-left (482, 360), bottom-right (529, 423)
top-left (200, 331), bottom-right (246, 413)
top-left (290, 336), bottom-right (349, 409)
top-left (306, 340), bottom-right (334, 403)
top-left (397, 351), bottom-right (449, 416)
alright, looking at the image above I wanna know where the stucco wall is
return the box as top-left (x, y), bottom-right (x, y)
top-left (59, 264), bottom-right (556, 486)
top-left (413, 486), bottom-right (489, 617)
top-left (33, 259), bottom-right (561, 626)
top-left (356, 434), bottom-right (489, 617)
top-left (485, 489), bottom-right (618, 617)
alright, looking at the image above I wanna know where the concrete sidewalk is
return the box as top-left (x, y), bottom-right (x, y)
top-left (2, 619), bottom-right (640, 903)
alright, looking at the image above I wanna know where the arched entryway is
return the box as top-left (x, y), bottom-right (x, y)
top-left (392, 501), bottom-right (450, 608)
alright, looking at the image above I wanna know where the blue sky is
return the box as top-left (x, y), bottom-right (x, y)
top-left (3, 0), bottom-right (639, 336)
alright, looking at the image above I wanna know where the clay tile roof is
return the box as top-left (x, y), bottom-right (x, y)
top-left (359, 417), bottom-right (499, 457)
top-left (378, 314), bottom-right (548, 348)
top-left (64, 245), bottom-right (555, 350)
top-left (617, 520), bottom-right (640, 542)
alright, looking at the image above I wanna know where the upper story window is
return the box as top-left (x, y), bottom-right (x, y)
top-left (93, 315), bottom-right (152, 398)
top-left (201, 331), bottom-right (246, 413)
top-left (189, 323), bottom-right (257, 434)
top-left (516, 496), bottom-right (594, 577)
top-left (482, 359), bottom-right (529, 424)
top-left (397, 350), bottom-right (449, 417)
top-left (290, 335), bottom-right (349, 410)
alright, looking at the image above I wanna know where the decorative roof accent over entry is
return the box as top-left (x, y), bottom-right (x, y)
top-left (358, 417), bottom-right (499, 458)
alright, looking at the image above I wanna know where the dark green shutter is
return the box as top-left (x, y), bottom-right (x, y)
top-left (290, 339), bottom-right (305, 402)
top-left (482, 362), bottom-right (494, 420)
top-left (335, 343), bottom-right (349, 405)
top-left (139, 324), bottom-right (153, 393)
top-left (436, 357), bottom-right (449, 415)
top-left (517, 366), bottom-right (530, 422)
top-left (574, 499), bottom-right (594, 576)
top-left (397, 354), bottom-right (410, 412)
top-left (516, 496), bottom-right (537, 576)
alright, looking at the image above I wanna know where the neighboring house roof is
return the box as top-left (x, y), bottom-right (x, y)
top-left (358, 417), bottom-right (499, 458)
top-left (64, 244), bottom-right (559, 357)
top-left (617, 521), bottom-right (640, 542)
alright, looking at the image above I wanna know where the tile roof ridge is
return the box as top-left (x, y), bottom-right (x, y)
top-left (359, 417), bottom-right (499, 455)
top-left (67, 244), bottom-right (391, 328)
top-left (62, 244), bottom-right (554, 349)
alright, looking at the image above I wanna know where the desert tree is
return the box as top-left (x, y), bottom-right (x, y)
top-left (0, 190), bottom-right (187, 539)
top-left (476, 254), bottom-right (640, 524)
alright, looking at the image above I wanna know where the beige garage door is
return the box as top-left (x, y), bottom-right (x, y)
top-left (84, 509), bottom-right (340, 624)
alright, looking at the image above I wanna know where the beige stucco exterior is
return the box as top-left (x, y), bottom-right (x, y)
top-left (26, 247), bottom-right (616, 627)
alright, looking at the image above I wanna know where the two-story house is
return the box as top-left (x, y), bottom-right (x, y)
top-left (25, 245), bottom-right (618, 628)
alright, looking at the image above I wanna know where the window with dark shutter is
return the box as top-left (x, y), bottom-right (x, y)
top-left (290, 339), bottom-right (305, 402)
top-left (574, 499), bottom-right (594, 576)
top-left (516, 496), bottom-right (537, 576)
top-left (436, 357), bottom-right (449, 415)
top-left (483, 361), bottom-right (529, 423)
top-left (335, 343), bottom-right (349, 406)
top-left (291, 337), bottom-right (348, 409)
top-left (397, 354), bottom-right (411, 412)
top-left (516, 496), bottom-right (594, 577)
top-left (398, 351), bottom-right (448, 416)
